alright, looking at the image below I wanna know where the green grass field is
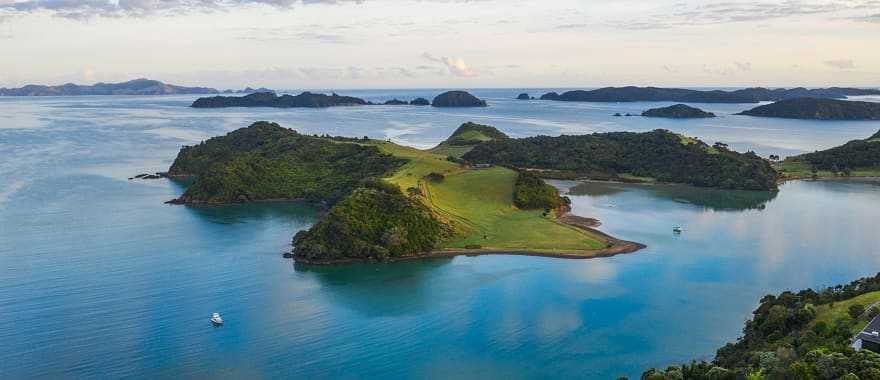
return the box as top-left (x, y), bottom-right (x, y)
top-left (813, 291), bottom-right (880, 334)
top-left (370, 140), bottom-right (608, 253)
top-left (777, 159), bottom-right (880, 180)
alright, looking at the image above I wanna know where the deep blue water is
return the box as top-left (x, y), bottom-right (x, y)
top-left (1, 90), bottom-right (880, 379)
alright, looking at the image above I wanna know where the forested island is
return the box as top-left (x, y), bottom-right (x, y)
top-left (777, 129), bottom-right (880, 179)
top-left (462, 130), bottom-right (779, 190)
top-left (642, 104), bottom-right (716, 118)
top-left (641, 273), bottom-right (880, 379)
top-left (538, 87), bottom-right (880, 103)
top-left (191, 91), bottom-right (370, 108)
top-left (167, 121), bottom-right (654, 263)
top-left (189, 90), bottom-right (487, 108)
top-left (0, 78), bottom-right (217, 96)
top-left (738, 98), bottom-right (880, 120)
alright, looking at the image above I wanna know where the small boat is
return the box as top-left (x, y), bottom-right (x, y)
top-left (211, 312), bottom-right (224, 325)
top-left (673, 226), bottom-right (683, 234)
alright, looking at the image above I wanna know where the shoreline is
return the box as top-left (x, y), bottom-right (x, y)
top-left (293, 211), bottom-right (646, 265)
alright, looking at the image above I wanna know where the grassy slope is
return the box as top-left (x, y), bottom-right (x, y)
top-left (369, 141), bottom-right (608, 252)
top-left (813, 290), bottom-right (880, 333)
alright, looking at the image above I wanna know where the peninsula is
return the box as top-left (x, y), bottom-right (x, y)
top-left (0, 78), bottom-right (217, 96)
top-left (539, 86), bottom-right (880, 104)
top-left (738, 98), bottom-right (880, 120)
top-left (641, 104), bottom-right (716, 118)
top-left (777, 129), bottom-right (880, 179)
top-left (166, 121), bottom-right (785, 263)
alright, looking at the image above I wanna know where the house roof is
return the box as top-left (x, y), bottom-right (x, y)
top-left (856, 315), bottom-right (880, 344)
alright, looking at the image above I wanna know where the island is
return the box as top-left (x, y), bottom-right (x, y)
top-left (537, 86), bottom-right (880, 104)
top-left (431, 91), bottom-right (487, 107)
top-left (641, 104), bottom-right (716, 118)
top-left (641, 273), bottom-right (880, 379)
top-left (167, 121), bottom-right (653, 264)
top-left (776, 129), bottom-right (880, 179)
top-left (462, 130), bottom-right (779, 190)
top-left (737, 98), bottom-right (880, 120)
top-left (517, 93), bottom-right (532, 100)
top-left (190, 91), bottom-right (369, 108)
top-left (383, 99), bottom-right (409, 105)
top-left (0, 78), bottom-right (217, 96)
top-left (410, 98), bottom-right (430, 106)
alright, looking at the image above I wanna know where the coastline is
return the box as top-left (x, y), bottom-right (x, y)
top-left (292, 210), bottom-right (646, 265)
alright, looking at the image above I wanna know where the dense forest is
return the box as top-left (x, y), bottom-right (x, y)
top-left (642, 104), bottom-right (716, 118)
top-left (513, 172), bottom-right (566, 210)
top-left (292, 180), bottom-right (450, 262)
top-left (791, 130), bottom-right (880, 172)
top-left (738, 98), bottom-right (880, 120)
top-left (462, 130), bottom-right (779, 191)
top-left (167, 122), bottom-right (405, 204)
top-left (642, 273), bottom-right (880, 379)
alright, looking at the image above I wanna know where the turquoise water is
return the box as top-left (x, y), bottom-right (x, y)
top-left (1, 91), bottom-right (880, 379)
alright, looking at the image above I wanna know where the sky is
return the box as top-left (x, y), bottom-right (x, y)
top-left (0, 0), bottom-right (879, 89)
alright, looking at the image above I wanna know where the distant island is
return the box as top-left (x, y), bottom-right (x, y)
top-left (189, 91), bottom-right (487, 109)
top-left (221, 87), bottom-right (274, 94)
top-left (191, 91), bottom-right (369, 108)
top-left (539, 86), bottom-right (880, 104)
top-left (432, 91), bottom-right (487, 107)
top-left (738, 98), bottom-right (880, 120)
top-left (641, 273), bottom-right (880, 379)
top-left (777, 128), bottom-right (880, 179)
top-left (517, 93), bottom-right (533, 100)
top-left (0, 78), bottom-right (217, 96)
top-left (641, 104), bottom-right (716, 118)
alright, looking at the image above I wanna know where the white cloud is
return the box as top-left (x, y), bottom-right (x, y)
top-left (421, 53), bottom-right (478, 77)
top-left (0, 0), bottom-right (362, 19)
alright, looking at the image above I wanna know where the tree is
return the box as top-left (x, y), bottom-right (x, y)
top-left (850, 304), bottom-right (866, 319)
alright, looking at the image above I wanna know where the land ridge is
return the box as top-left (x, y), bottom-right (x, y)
top-left (539, 86), bottom-right (880, 103)
top-left (0, 78), bottom-right (217, 96)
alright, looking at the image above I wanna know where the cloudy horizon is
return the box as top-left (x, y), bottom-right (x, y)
top-left (1, 0), bottom-right (879, 89)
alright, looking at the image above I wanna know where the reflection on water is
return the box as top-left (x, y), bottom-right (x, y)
top-left (566, 181), bottom-right (779, 211)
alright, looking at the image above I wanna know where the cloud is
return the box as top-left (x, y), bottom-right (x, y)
top-left (601, 1), bottom-right (880, 30)
top-left (734, 61), bottom-right (752, 71)
top-left (421, 53), bottom-right (478, 77)
top-left (823, 59), bottom-right (856, 69)
top-left (0, 0), bottom-right (363, 19)
top-left (235, 28), bottom-right (354, 44)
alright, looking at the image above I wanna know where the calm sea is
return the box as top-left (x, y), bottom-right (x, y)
top-left (1, 90), bottom-right (879, 379)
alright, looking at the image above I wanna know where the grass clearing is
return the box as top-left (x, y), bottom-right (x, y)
top-left (370, 140), bottom-right (608, 252)
top-left (777, 159), bottom-right (880, 180)
top-left (813, 291), bottom-right (880, 334)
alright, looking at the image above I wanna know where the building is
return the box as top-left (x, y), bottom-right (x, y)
top-left (853, 315), bottom-right (880, 353)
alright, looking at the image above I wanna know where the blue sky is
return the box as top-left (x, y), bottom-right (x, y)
top-left (0, 0), bottom-right (878, 89)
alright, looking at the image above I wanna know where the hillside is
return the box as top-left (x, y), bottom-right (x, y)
top-left (642, 274), bottom-right (880, 379)
top-left (462, 130), bottom-right (779, 191)
top-left (738, 98), bottom-right (880, 120)
top-left (539, 87), bottom-right (880, 104)
top-left (0, 78), bottom-right (217, 96)
top-left (166, 121), bottom-right (405, 204)
top-left (191, 91), bottom-right (369, 108)
top-left (778, 129), bottom-right (880, 179)
top-left (429, 122), bottom-right (509, 157)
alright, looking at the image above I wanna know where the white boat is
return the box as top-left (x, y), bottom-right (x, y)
top-left (673, 226), bottom-right (683, 233)
top-left (211, 312), bottom-right (223, 325)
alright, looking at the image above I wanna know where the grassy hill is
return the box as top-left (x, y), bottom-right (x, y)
top-left (429, 122), bottom-right (509, 158)
top-left (369, 140), bottom-right (609, 253)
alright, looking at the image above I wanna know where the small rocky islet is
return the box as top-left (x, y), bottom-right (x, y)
top-left (641, 104), bottom-right (716, 118)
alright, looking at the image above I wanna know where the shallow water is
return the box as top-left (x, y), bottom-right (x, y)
top-left (1, 91), bottom-right (879, 379)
